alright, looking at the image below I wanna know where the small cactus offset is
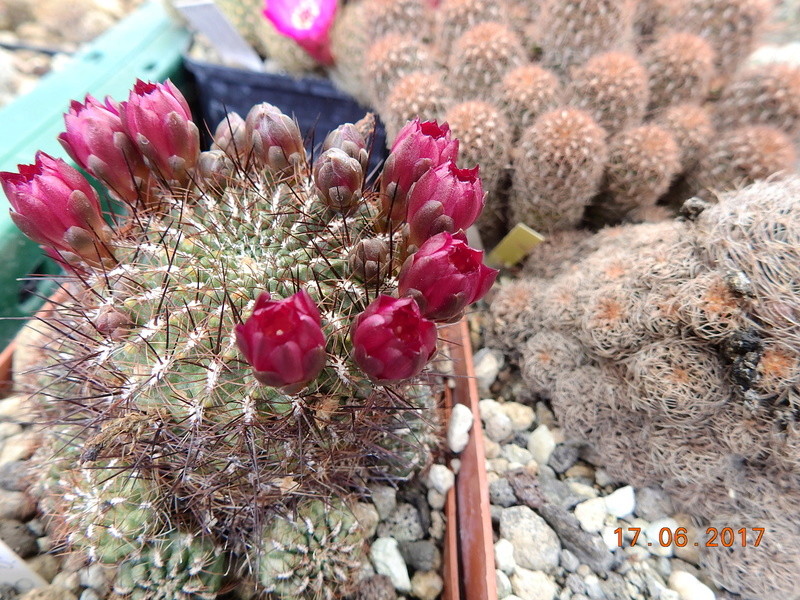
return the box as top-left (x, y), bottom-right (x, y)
top-left (2, 80), bottom-right (497, 598)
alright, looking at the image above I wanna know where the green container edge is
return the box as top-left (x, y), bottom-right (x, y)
top-left (0, 1), bottom-right (191, 351)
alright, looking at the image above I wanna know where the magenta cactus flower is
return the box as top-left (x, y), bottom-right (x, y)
top-left (380, 119), bottom-right (460, 224)
top-left (351, 295), bottom-right (438, 383)
top-left (406, 161), bottom-right (484, 246)
top-left (235, 290), bottom-right (327, 393)
top-left (121, 79), bottom-right (200, 182)
top-left (1, 152), bottom-right (114, 265)
top-left (263, 0), bottom-right (337, 66)
top-left (398, 232), bottom-right (498, 322)
top-left (58, 95), bottom-right (148, 205)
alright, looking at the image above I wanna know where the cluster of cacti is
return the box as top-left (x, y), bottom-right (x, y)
top-left (488, 177), bottom-right (800, 600)
top-left (2, 80), bottom-right (497, 598)
top-left (330, 0), bottom-right (800, 244)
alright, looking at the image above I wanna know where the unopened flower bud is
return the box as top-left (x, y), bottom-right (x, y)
top-left (398, 232), bottom-right (497, 322)
top-left (406, 161), bottom-right (484, 246)
top-left (351, 295), bottom-right (437, 383)
top-left (121, 79), bottom-right (200, 182)
top-left (348, 238), bottom-right (389, 284)
top-left (313, 148), bottom-right (363, 213)
top-left (197, 150), bottom-right (234, 192)
top-left (323, 122), bottom-right (369, 172)
top-left (211, 112), bottom-right (251, 161)
top-left (245, 103), bottom-right (306, 172)
top-left (1, 152), bottom-right (114, 266)
top-left (235, 290), bottom-right (327, 394)
top-left (58, 95), bottom-right (148, 205)
top-left (380, 119), bottom-right (459, 224)
top-left (95, 306), bottom-right (133, 340)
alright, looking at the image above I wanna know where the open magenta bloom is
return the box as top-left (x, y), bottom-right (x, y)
top-left (59, 95), bottom-right (147, 204)
top-left (398, 232), bottom-right (498, 322)
top-left (1, 152), bottom-right (113, 265)
top-left (406, 161), bottom-right (484, 246)
top-left (351, 295), bottom-right (437, 384)
top-left (263, 0), bottom-right (337, 65)
top-left (235, 290), bottom-right (327, 393)
top-left (121, 79), bottom-right (199, 181)
top-left (380, 119), bottom-right (459, 224)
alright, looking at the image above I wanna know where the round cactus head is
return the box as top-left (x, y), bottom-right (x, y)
top-left (3, 81), bottom-right (499, 596)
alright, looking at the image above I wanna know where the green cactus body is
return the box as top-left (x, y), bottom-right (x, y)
top-left (21, 98), bottom-right (458, 598)
top-left (259, 500), bottom-right (364, 599)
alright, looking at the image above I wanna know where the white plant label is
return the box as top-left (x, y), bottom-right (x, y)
top-left (0, 538), bottom-right (47, 591)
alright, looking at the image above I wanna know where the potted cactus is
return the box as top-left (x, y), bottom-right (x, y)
top-left (0, 77), bottom-right (498, 598)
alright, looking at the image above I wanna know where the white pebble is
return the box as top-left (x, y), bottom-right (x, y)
top-left (527, 425), bottom-right (555, 466)
top-left (604, 485), bottom-right (635, 518)
top-left (646, 518), bottom-right (679, 557)
top-left (494, 538), bottom-right (517, 575)
top-left (485, 412), bottom-right (514, 443)
top-left (370, 537), bottom-right (411, 593)
top-left (448, 403), bottom-right (474, 453)
top-left (479, 398), bottom-right (503, 421)
top-left (501, 402), bottom-right (535, 431)
top-left (668, 570), bottom-right (715, 600)
top-left (473, 348), bottom-right (504, 391)
top-left (574, 497), bottom-right (608, 533)
top-left (426, 464), bottom-right (455, 495)
top-left (511, 568), bottom-right (557, 600)
top-left (496, 569), bottom-right (513, 598)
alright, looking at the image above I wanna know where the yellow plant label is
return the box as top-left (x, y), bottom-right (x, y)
top-left (487, 223), bottom-right (546, 268)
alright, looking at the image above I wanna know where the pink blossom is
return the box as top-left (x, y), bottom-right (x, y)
top-left (351, 295), bottom-right (437, 383)
top-left (235, 290), bottom-right (327, 393)
top-left (264, 0), bottom-right (337, 65)
top-left (398, 232), bottom-right (497, 322)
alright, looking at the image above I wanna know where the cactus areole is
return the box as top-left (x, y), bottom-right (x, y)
top-left (1, 81), bottom-right (497, 597)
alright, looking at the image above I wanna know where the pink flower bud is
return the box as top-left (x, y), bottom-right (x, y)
top-left (313, 147), bottom-right (363, 213)
top-left (1, 152), bottom-right (114, 266)
top-left (406, 161), bottom-right (484, 246)
top-left (235, 290), bottom-right (327, 393)
top-left (352, 295), bottom-right (437, 383)
top-left (380, 119), bottom-right (459, 224)
top-left (245, 103), bottom-right (307, 172)
top-left (398, 232), bottom-right (498, 322)
top-left (263, 0), bottom-right (337, 65)
top-left (323, 122), bottom-right (369, 172)
top-left (121, 79), bottom-right (200, 182)
top-left (58, 95), bottom-right (148, 205)
top-left (211, 112), bottom-right (251, 162)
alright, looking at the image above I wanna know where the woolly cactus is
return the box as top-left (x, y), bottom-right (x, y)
top-left (497, 64), bottom-right (563, 140)
top-left (656, 103), bottom-right (715, 171)
top-left (490, 176), bottom-right (800, 600)
top-left (4, 82), bottom-right (498, 598)
top-left (675, 0), bottom-right (772, 78)
top-left (433, 0), bottom-right (507, 51)
top-left (537, 0), bottom-right (638, 70)
top-left (601, 124), bottom-right (681, 217)
top-left (383, 71), bottom-right (450, 143)
top-left (364, 34), bottom-right (436, 109)
top-left (715, 63), bottom-right (800, 138)
top-left (447, 22), bottom-right (526, 102)
top-left (643, 31), bottom-right (716, 110)
top-left (692, 125), bottom-right (797, 197)
top-left (510, 108), bottom-right (608, 232)
top-left (567, 51), bottom-right (649, 136)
